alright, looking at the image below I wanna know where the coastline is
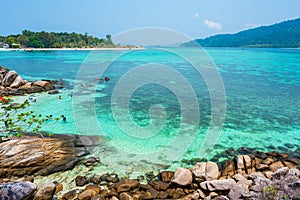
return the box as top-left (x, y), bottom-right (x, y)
top-left (0, 47), bottom-right (144, 51)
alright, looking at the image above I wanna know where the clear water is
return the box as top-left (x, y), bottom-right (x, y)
top-left (0, 48), bottom-right (299, 175)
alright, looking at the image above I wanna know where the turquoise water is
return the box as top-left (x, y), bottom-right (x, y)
top-left (0, 48), bottom-right (299, 172)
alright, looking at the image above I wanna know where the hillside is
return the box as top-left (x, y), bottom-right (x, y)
top-left (182, 18), bottom-right (300, 48)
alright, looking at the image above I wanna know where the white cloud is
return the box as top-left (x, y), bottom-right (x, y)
top-left (194, 12), bottom-right (200, 19)
top-left (204, 19), bottom-right (222, 30)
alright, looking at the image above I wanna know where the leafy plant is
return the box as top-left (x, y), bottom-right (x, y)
top-left (263, 186), bottom-right (278, 200)
top-left (0, 98), bottom-right (61, 138)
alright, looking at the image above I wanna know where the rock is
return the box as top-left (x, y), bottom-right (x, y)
top-left (105, 174), bottom-right (119, 183)
top-left (261, 157), bottom-right (274, 165)
top-left (85, 184), bottom-right (101, 194)
top-left (269, 161), bottom-right (284, 172)
top-left (19, 82), bottom-right (32, 90)
top-left (265, 171), bottom-right (273, 179)
top-left (233, 174), bottom-right (252, 191)
top-left (33, 81), bottom-right (55, 90)
top-left (76, 176), bottom-right (89, 186)
top-left (192, 162), bottom-right (219, 181)
top-left (221, 160), bottom-right (235, 177)
top-left (2, 70), bottom-right (18, 87)
top-left (200, 179), bottom-right (236, 191)
top-left (78, 189), bottom-right (97, 200)
top-left (48, 90), bottom-right (59, 94)
top-left (10, 75), bottom-right (25, 88)
top-left (149, 181), bottom-right (169, 191)
top-left (115, 179), bottom-right (140, 193)
top-left (249, 172), bottom-right (265, 180)
top-left (144, 188), bottom-right (158, 199)
top-left (62, 189), bottom-right (80, 200)
top-left (256, 164), bottom-right (269, 171)
top-left (0, 181), bottom-right (36, 200)
top-left (228, 185), bottom-right (246, 200)
top-left (33, 182), bottom-right (56, 200)
top-left (171, 168), bottom-right (193, 186)
top-left (83, 157), bottom-right (100, 167)
top-left (160, 171), bottom-right (174, 182)
top-left (54, 182), bottom-right (63, 194)
top-left (172, 188), bottom-right (186, 199)
top-left (250, 178), bottom-right (272, 192)
top-left (272, 167), bottom-right (289, 179)
top-left (119, 192), bottom-right (133, 200)
top-left (157, 191), bottom-right (168, 199)
top-left (213, 196), bottom-right (229, 200)
top-left (0, 135), bottom-right (82, 178)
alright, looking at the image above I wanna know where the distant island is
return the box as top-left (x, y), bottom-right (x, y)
top-left (182, 18), bottom-right (300, 48)
top-left (0, 30), bottom-right (136, 49)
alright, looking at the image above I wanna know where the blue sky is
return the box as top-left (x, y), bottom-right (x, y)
top-left (0, 0), bottom-right (299, 39)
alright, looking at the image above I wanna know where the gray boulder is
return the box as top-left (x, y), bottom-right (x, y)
top-left (10, 75), bottom-right (25, 88)
top-left (192, 161), bottom-right (219, 181)
top-left (2, 71), bottom-right (18, 87)
top-left (200, 178), bottom-right (237, 191)
top-left (171, 168), bottom-right (193, 186)
top-left (0, 181), bottom-right (36, 200)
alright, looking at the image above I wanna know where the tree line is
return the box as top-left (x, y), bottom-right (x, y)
top-left (0, 30), bottom-right (115, 48)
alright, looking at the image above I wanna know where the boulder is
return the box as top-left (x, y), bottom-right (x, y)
top-left (200, 179), bottom-right (236, 191)
top-left (149, 180), bottom-right (169, 191)
top-left (75, 176), bottom-right (89, 186)
top-left (2, 70), bottom-right (18, 87)
top-left (0, 134), bottom-right (97, 178)
top-left (78, 189), bottom-right (97, 200)
top-left (62, 189), bottom-right (80, 200)
top-left (33, 81), bottom-right (55, 90)
top-left (19, 82), bottom-right (32, 90)
top-left (221, 160), bottom-right (235, 177)
top-left (115, 179), bottom-right (140, 193)
top-left (160, 171), bottom-right (174, 182)
top-left (10, 75), bottom-right (25, 88)
top-left (192, 161), bottom-right (219, 181)
top-left (119, 192), bottom-right (133, 200)
top-left (0, 181), bottom-right (36, 200)
top-left (269, 161), bottom-right (284, 172)
top-left (33, 182), bottom-right (56, 200)
top-left (171, 168), bottom-right (193, 186)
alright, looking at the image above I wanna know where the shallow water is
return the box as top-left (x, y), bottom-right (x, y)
top-left (0, 48), bottom-right (299, 174)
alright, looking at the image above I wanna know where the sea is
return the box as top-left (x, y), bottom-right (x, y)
top-left (0, 48), bottom-right (299, 178)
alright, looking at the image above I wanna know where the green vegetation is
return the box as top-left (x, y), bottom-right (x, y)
top-left (182, 18), bottom-right (300, 48)
top-left (0, 98), bottom-right (60, 139)
top-left (0, 30), bottom-right (116, 48)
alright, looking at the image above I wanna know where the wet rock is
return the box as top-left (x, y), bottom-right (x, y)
top-left (149, 180), bottom-right (169, 191)
top-left (105, 174), bottom-right (119, 183)
top-left (53, 181), bottom-right (63, 194)
top-left (171, 168), bottom-right (193, 186)
top-left (221, 160), bottom-right (235, 177)
top-left (0, 181), bottom-right (36, 200)
top-left (144, 188), bottom-right (158, 199)
top-left (48, 90), bottom-right (59, 94)
top-left (261, 157), bottom-right (274, 165)
top-left (200, 179), bottom-right (236, 191)
top-left (192, 161), bottom-right (219, 181)
top-left (159, 171), bottom-right (174, 182)
top-left (33, 182), bottom-right (56, 200)
top-left (76, 176), bottom-right (89, 186)
top-left (115, 179), bottom-right (140, 193)
top-left (119, 192), bottom-right (133, 200)
top-left (83, 157), bottom-right (100, 167)
top-left (85, 184), bottom-right (101, 194)
top-left (78, 189), bottom-right (97, 200)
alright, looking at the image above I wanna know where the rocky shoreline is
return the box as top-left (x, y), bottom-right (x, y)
top-left (0, 134), bottom-right (299, 200)
top-left (0, 66), bottom-right (59, 96)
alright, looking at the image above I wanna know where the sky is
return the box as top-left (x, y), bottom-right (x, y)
top-left (0, 0), bottom-right (299, 40)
